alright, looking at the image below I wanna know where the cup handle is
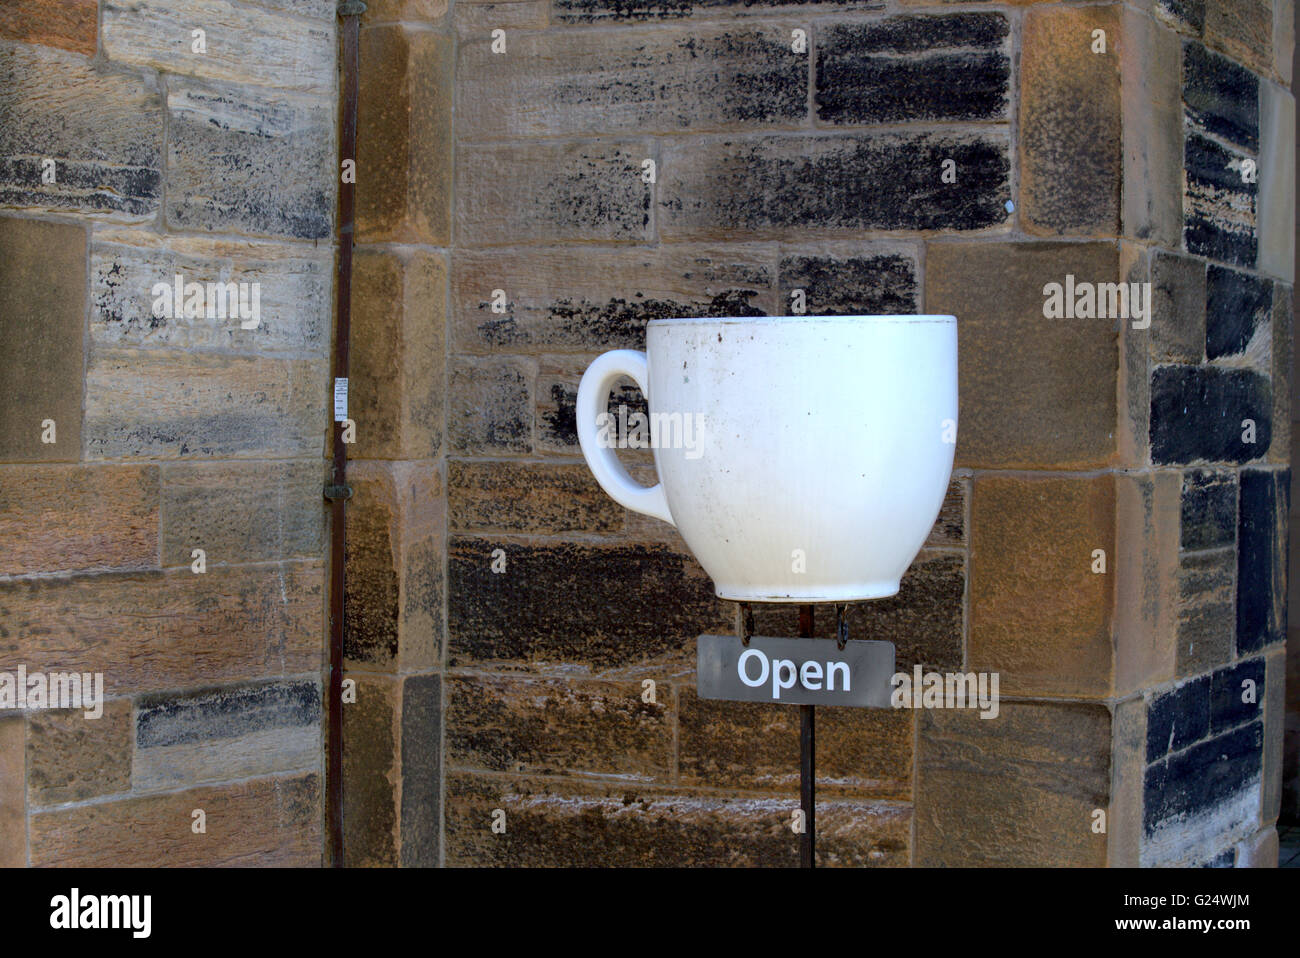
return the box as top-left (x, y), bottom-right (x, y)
top-left (576, 349), bottom-right (675, 527)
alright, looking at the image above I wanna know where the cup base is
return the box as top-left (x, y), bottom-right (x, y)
top-left (714, 583), bottom-right (902, 604)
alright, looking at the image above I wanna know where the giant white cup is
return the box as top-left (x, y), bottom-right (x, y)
top-left (576, 315), bottom-right (958, 603)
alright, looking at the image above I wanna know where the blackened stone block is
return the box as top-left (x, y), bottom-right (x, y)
top-left (1210, 657), bottom-right (1265, 733)
top-left (815, 15), bottom-right (1010, 124)
top-left (447, 537), bottom-right (730, 670)
top-left (659, 132), bottom-right (1010, 236)
top-left (1150, 365), bottom-right (1270, 464)
top-left (1206, 264), bottom-right (1272, 359)
top-left (1180, 469), bottom-right (1237, 550)
top-left (1184, 132), bottom-right (1257, 267)
top-left (1183, 42), bottom-right (1259, 151)
top-left (554, 0), bottom-right (884, 22)
top-left (778, 252), bottom-right (917, 316)
top-left (1237, 468), bottom-right (1287, 653)
top-left (136, 680), bottom-right (320, 747)
top-left (538, 379), bottom-right (646, 452)
top-left (1146, 675), bottom-right (1210, 761)
top-left (400, 673), bottom-right (442, 867)
top-left (1200, 848), bottom-right (1236, 866)
top-left (1144, 721), bottom-right (1263, 836)
top-left (1157, 0), bottom-right (1206, 34)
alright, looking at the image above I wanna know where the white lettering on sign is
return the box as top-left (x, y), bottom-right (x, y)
top-left (736, 647), bottom-right (849, 700)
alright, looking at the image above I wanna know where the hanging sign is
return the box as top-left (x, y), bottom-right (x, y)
top-left (696, 634), bottom-right (895, 708)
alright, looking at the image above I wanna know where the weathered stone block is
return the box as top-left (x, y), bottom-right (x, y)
top-left (343, 674), bottom-right (398, 867)
top-left (1181, 469), bottom-right (1237, 550)
top-left (816, 14), bottom-right (1010, 125)
top-left (454, 0), bottom-right (546, 35)
top-left (25, 700), bottom-right (132, 808)
top-left (445, 674), bottom-right (671, 779)
top-left (160, 461), bottom-right (325, 568)
top-left (351, 248), bottom-right (446, 460)
top-left (458, 26), bottom-right (806, 138)
top-left (1258, 80), bottom-right (1295, 283)
top-left (84, 348), bottom-right (328, 460)
top-left (1183, 40), bottom-right (1259, 151)
top-left (1149, 249), bottom-right (1207, 362)
top-left (1206, 263), bottom-right (1272, 360)
top-left (445, 773), bottom-right (909, 867)
top-left (0, 466), bottom-right (159, 576)
top-left (458, 139), bottom-right (655, 246)
top-left (1020, 6), bottom-right (1120, 236)
top-left (1270, 285), bottom-right (1292, 467)
top-left (660, 132), bottom-right (1009, 238)
top-left (0, 564), bottom-right (325, 692)
top-left (400, 673), bottom-right (441, 867)
top-left (0, 217), bottom-right (85, 461)
top-left (90, 228), bottom-right (332, 355)
top-left (1122, 7), bottom-right (1184, 247)
top-left (1150, 364), bottom-right (1270, 464)
top-left (0, 45), bottom-right (163, 218)
top-left (447, 536), bottom-right (729, 672)
top-left (134, 680), bottom-right (321, 791)
top-left (916, 701), bottom-right (1111, 866)
top-left (1262, 648), bottom-right (1285, 824)
top-left (1143, 722), bottom-right (1261, 865)
top-left (30, 773), bottom-right (321, 866)
top-left (1184, 131), bottom-right (1258, 267)
top-left (345, 461), bottom-right (444, 671)
top-left (927, 479), bottom-right (966, 548)
top-left (0, 716), bottom-right (25, 866)
top-left (1237, 468), bottom-right (1287, 653)
top-left (1147, 675), bottom-right (1211, 760)
top-left (777, 245), bottom-right (918, 317)
top-left (165, 79), bottom-right (333, 239)
top-left (357, 27), bottom-right (452, 244)
top-left (367, 0), bottom-right (449, 23)
top-left (451, 246), bottom-right (774, 353)
top-left (1176, 548), bottom-right (1235, 675)
top-left (1115, 472), bottom-right (1183, 691)
top-left (447, 359), bottom-right (533, 454)
top-left (1209, 657), bottom-right (1265, 733)
top-left (1205, 0), bottom-right (1273, 76)
top-left (103, 0), bottom-right (333, 91)
top-left (925, 241), bottom-right (1118, 469)
top-left (448, 460), bottom-right (623, 535)
top-left (1236, 825), bottom-right (1278, 866)
top-left (0, 0), bottom-right (97, 55)
top-left (677, 686), bottom-right (912, 798)
top-left (970, 475), bottom-right (1115, 698)
top-left (554, 0), bottom-right (884, 22)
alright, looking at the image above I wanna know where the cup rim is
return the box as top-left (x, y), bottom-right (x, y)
top-left (647, 314), bottom-right (956, 326)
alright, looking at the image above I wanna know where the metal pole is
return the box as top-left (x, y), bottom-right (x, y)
top-left (325, 0), bottom-right (366, 868)
top-left (799, 604), bottom-right (814, 868)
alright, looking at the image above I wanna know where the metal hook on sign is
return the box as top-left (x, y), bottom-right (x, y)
top-left (740, 602), bottom-right (755, 646)
top-left (835, 603), bottom-right (849, 650)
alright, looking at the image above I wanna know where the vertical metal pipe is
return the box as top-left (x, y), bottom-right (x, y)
top-left (327, 0), bottom-right (365, 868)
top-left (798, 604), bottom-right (814, 869)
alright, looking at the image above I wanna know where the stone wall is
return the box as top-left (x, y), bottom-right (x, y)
top-left (341, 0), bottom-right (1290, 866)
top-left (0, 0), bottom-right (336, 865)
top-left (0, 0), bottom-right (1292, 868)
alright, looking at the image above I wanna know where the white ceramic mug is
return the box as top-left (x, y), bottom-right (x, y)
top-left (576, 315), bottom-right (958, 603)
